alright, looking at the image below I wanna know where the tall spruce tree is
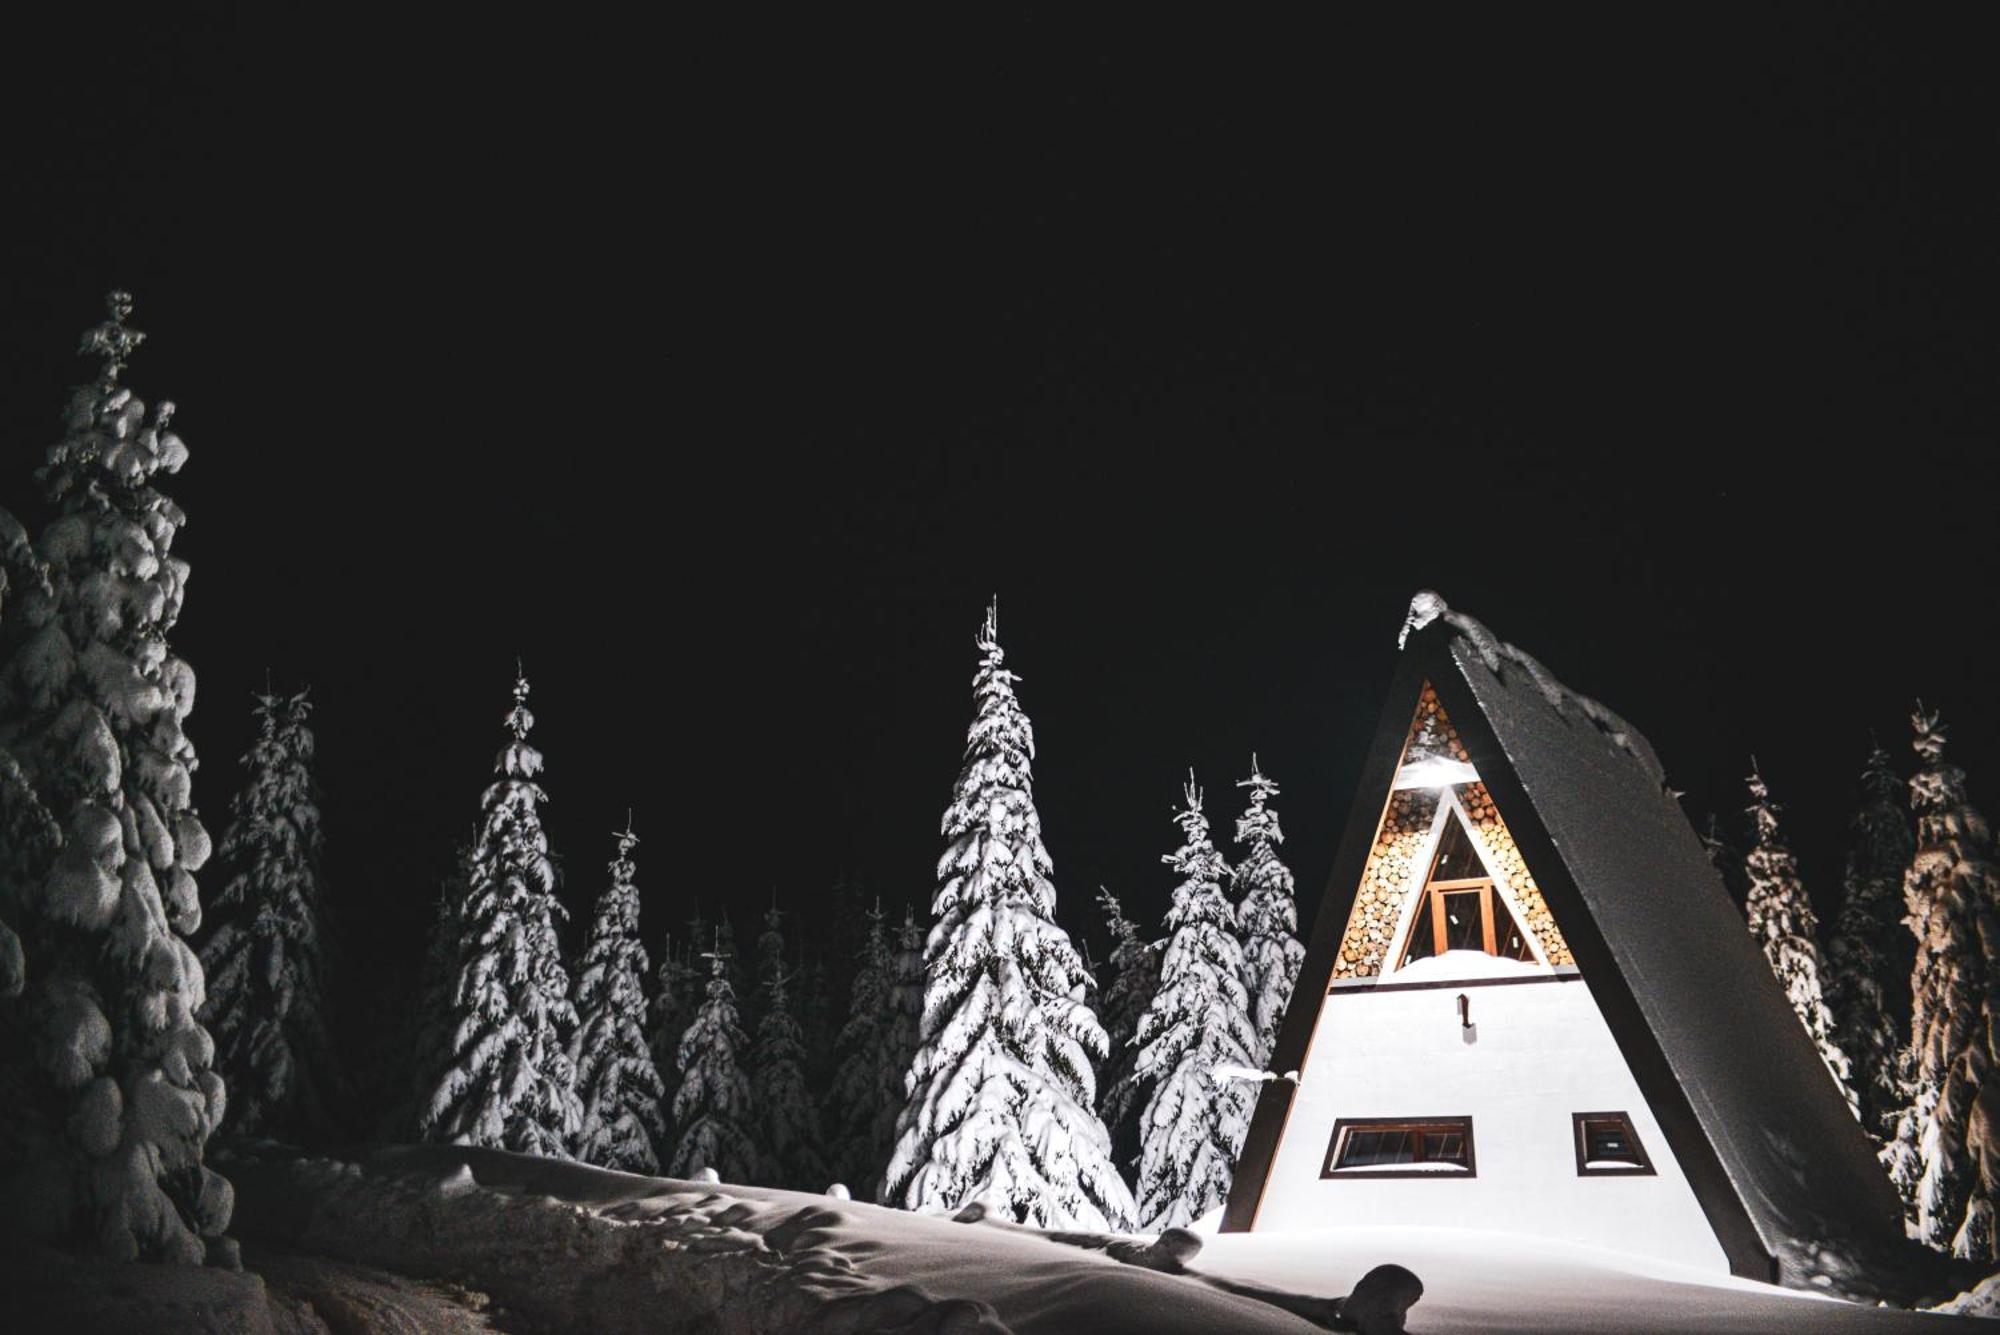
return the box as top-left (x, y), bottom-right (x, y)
top-left (648, 929), bottom-right (699, 1154)
top-left (404, 866), bottom-right (464, 1138)
top-left (0, 507), bottom-right (56, 1002)
top-left (1824, 744), bottom-right (1915, 1140)
top-left (751, 957), bottom-right (830, 1191)
top-left (885, 604), bottom-right (1135, 1229)
top-left (827, 904), bottom-right (901, 1196)
top-left (197, 687), bottom-right (333, 1137)
top-left (572, 821), bottom-right (668, 1173)
top-left (670, 942), bottom-right (760, 1183)
top-left (1095, 886), bottom-right (1160, 1175)
top-left (1232, 758), bottom-right (1304, 1067)
top-left (0, 294), bottom-right (231, 1263)
top-left (1886, 707), bottom-right (2000, 1259)
top-left (420, 671), bottom-right (582, 1157)
top-left (1132, 775), bottom-right (1258, 1230)
top-left (885, 906), bottom-right (924, 1104)
top-left (1742, 763), bottom-right (1857, 1115)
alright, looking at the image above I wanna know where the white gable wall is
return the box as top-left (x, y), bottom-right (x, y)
top-left (1250, 970), bottom-right (1731, 1273)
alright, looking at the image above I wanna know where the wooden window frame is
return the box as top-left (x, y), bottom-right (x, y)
top-left (1322, 1116), bottom-right (1477, 1179)
top-left (1572, 1111), bottom-right (1655, 1177)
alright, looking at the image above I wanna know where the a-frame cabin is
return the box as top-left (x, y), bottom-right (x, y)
top-left (1221, 592), bottom-right (1910, 1289)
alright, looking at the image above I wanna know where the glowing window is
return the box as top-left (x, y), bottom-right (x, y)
top-left (1573, 1112), bottom-right (1654, 1176)
top-left (1397, 811), bottom-right (1535, 967)
top-left (1323, 1117), bottom-right (1476, 1178)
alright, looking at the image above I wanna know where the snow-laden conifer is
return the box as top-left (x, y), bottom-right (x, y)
top-left (197, 687), bottom-right (332, 1137)
top-left (885, 604), bottom-right (1135, 1229)
top-left (420, 671), bottom-right (581, 1157)
top-left (1741, 763), bottom-right (1856, 1115)
top-left (750, 950), bottom-right (830, 1190)
top-left (797, 949), bottom-right (839, 1089)
top-left (0, 507), bottom-right (56, 1000)
top-left (648, 930), bottom-right (699, 1152)
top-left (1232, 758), bottom-right (1303, 1067)
top-left (1132, 775), bottom-right (1258, 1230)
top-left (1824, 744), bottom-right (1915, 1140)
top-left (0, 294), bottom-right (231, 1263)
top-left (670, 942), bottom-right (760, 1183)
top-left (403, 870), bottom-right (463, 1138)
top-left (1095, 886), bottom-right (1159, 1173)
top-left (827, 904), bottom-right (903, 1196)
top-left (572, 821), bottom-right (668, 1173)
top-left (1886, 707), bottom-right (2000, 1259)
top-left (885, 907), bottom-right (924, 1092)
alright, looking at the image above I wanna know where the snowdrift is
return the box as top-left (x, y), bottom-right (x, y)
top-left (19, 1141), bottom-right (1980, 1333)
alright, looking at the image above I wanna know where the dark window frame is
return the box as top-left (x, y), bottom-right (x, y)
top-left (1322, 1115), bottom-right (1478, 1179)
top-left (1572, 1111), bottom-right (1656, 1177)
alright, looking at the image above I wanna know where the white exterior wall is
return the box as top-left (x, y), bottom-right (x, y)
top-left (1251, 972), bottom-right (1731, 1273)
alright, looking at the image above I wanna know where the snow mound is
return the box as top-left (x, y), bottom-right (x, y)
top-left (223, 1142), bottom-right (1332, 1333)
top-left (1382, 950), bottom-right (1554, 984)
top-left (1198, 1225), bottom-right (1994, 1334)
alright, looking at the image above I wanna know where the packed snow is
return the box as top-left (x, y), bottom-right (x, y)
top-left (21, 1142), bottom-right (1992, 1333)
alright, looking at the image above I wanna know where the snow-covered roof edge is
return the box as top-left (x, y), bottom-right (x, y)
top-left (1399, 590), bottom-right (1667, 787)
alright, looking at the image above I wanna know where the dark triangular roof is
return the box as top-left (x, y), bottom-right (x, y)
top-left (1223, 592), bottom-right (1922, 1296)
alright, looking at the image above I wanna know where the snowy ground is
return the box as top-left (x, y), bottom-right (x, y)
top-left (9, 1143), bottom-right (1998, 1331)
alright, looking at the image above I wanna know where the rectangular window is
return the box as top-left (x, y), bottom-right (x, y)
top-left (1323, 1116), bottom-right (1476, 1178)
top-left (1573, 1111), bottom-right (1654, 1176)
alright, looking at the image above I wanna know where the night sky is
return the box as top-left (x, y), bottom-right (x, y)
top-left (4, 15), bottom-right (1995, 1080)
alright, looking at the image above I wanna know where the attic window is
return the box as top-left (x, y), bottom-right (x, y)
top-left (1573, 1112), bottom-right (1654, 1176)
top-left (1323, 1117), bottom-right (1476, 1178)
top-left (1395, 812), bottom-right (1536, 967)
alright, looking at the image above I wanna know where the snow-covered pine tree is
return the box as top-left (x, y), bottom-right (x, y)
top-left (1824, 744), bottom-right (1915, 1141)
top-left (755, 899), bottom-right (785, 990)
top-left (0, 506), bottom-right (57, 1001)
top-left (1886, 707), bottom-right (2000, 1259)
top-left (670, 940), bottom-right (760, 1183)
top-left (0, 293), bottom-right (232, 1264)
top-left (750, 957), bottom-right (830, 1191)
top-left (885, 906), bottom-right (924, 1099)
top-left (1232, 758), bottom-right (1304, 1067)
top-left (827, 903), bottom-right (901, 1196)
top-left (885, 604), bottom-right (1135, 1229)
top-left (420, 671), bottom-right (582, 1158)
top-left (403, 866), bottom-right (464, 1138)
top-left (1094, 886), bottom-right (1159, 1174)
top-left (797, 949), bottom-right (839, 1090)
top-left (648, 930), bottom-right (698, 1152)
top-left (572, 820), bottom-right (668, 1173)
top-left (197, 686), bottom-right (333, 1138)
top-left (1741, 762), bottom-right (1857, 1115)
top-left (1132, 774), bottom-right (1259, 1231)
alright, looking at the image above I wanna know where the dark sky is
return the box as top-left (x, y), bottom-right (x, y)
top-left (4, 13), bottom-right (1996, 1042)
